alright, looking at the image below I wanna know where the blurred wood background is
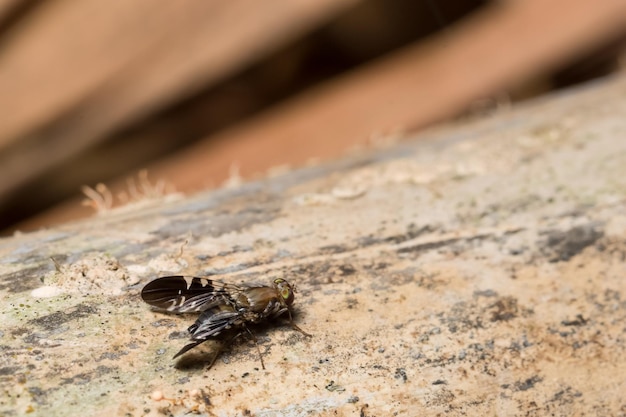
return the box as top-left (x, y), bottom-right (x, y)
top-left (1, 0), bottom-right (625, 234)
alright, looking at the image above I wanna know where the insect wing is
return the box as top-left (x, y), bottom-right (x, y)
top-left (189, 308), bottom-right (243, 340)
top-left (141, 276), bottom-right (239, 313)
top-left (173, 307), bottom-right (243, 358)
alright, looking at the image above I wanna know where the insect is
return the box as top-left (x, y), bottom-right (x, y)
top-left (141, 276), bottom-right (311, 369)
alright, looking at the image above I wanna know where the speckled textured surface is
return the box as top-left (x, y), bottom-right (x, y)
top-left (2, 75), bottom-right (626, 416)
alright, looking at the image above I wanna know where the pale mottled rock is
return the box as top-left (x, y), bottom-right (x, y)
top-left (1, 75), bottom-right (626, 416)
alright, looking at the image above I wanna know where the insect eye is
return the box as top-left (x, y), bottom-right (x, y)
top-left (281, 287), bottom-right (291, 300)
top-left (281, 287), bottom-right (294, 305)
top-left (274, 279), bottom-right (294, 304)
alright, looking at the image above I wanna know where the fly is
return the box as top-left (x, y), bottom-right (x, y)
top-left (141, 276), bottom-right (311, 369)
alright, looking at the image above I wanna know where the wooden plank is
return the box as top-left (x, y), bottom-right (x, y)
top-left (147, 0), bottom-right (626, 194)
top-left (17, 0), bottom-right (626, 232)
top-left (0, 0), bottom-right (357, 197)
top-left (0, 0), bottom-right (22, 23)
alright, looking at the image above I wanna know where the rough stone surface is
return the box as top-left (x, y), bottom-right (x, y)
top-left (1, 75), bottom-right (626, 416)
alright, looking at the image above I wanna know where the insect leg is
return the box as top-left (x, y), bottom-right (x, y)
top-left (286, 308), bottom-right (312, 337)
top-left (206, 331), bottom-right (245, 369)
top-left (243, 325), bottom-right (266, 370)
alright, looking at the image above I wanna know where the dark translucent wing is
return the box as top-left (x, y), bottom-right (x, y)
top-left (172, 340), bottom-right (204, 359)
top-left (189, 309), bottom-right (243, 339)
top-left (141, 276), bottom-right (240, 313)
top-left (173, 307), bottom-right (244, 358)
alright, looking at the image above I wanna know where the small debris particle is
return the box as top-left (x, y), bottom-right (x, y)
top-left (514, 375), bottom-right (543, 391)
top-left (338, 264), bottom-right (357, 275)
top-left (151, 319), bottom-right (176, 328)
top-left (198, 389), bottom-right (211, 406)
top-left (151, 391), bottom-right (164, 401)
top-left (168, 331), bottom-right (188, 340)
top-left (325, 380), bottom-right (345, 392)
top-left (474, 289), bottom-right (498, 298)
top-left (347, 396), bottom-right (360, 403)
top-left (561, 314), bottom-right (587, 326)
top-left (31, 286), bottom-right (65, 298)
top-left (432, 379), bottom-right (446, 385)
top-left (395, 368), bottom-right (407, 383)
top-left (490, 297), bottom-right (519, 322)
top-left (544, 223), bottom-right (604, 262)
top-left (331, 185), bottom-right (367, 200)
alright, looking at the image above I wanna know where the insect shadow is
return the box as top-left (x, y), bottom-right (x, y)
top-left (173, 340), bottom-right (226, 371)
top-left (173, 324), bottom-right (276, 371)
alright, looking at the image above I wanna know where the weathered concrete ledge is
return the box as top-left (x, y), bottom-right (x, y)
top-left (1, 75), bottom-right (626, 416)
